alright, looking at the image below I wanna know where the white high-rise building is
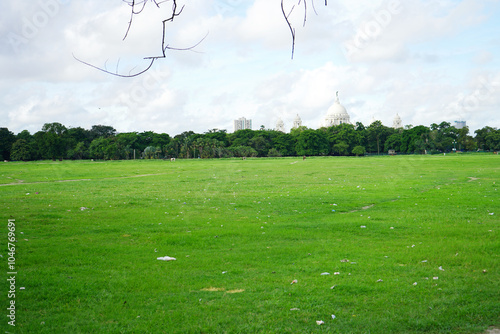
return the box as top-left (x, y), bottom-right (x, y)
top-left (454, 120), bottom-right (466, 129)
top-left (234, 117), bottom-right (252, 132)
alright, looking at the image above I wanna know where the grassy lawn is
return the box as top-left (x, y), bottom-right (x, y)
top-left (0, 154), bottom-right (498, 333)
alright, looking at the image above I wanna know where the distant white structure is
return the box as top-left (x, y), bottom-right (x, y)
top-left (454, 120), bottom-right (466, 129)
top-left (275, 118), bottom-right (285, 132)
top-left (393, 113), bottom-right (403, 129)
top-left (234, 117), bottom-right (252, 132)
top-left (292, 114), bottom-right (302, 129)
top-left (323, 91), bottom-right (351, 127)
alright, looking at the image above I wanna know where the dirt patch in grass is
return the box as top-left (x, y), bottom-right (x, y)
top-left (341, 204), bottom-right (375, 214)
top-left (201, 287), bottom-right (245, 294)
top-left (201, 287), bottom-right (225, 292)
top-left (226, 289), bottom-right (245, 294)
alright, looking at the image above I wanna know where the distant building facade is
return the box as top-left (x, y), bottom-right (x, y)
top-left (234, 117), bottom-right (252, 132)
top-left (454, 120), bottom-right (466, 129)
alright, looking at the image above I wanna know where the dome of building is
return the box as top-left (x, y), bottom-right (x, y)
top-left (275, 118), bottom-right (285, 132)
top-left (293, 114), bottom-right (302, 128)
top-left (324, 91), bottom-right (351, 127)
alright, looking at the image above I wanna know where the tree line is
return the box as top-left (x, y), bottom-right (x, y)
top-left (1, 121), bottom-right (499, 161)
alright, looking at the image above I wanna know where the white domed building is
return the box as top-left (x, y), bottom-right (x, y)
top-left (324, 92), bottom-right (351, 127)
top-left (275, 118), bottom-right (285, 132)
top-left (393, 113), bottom-right (403, 129)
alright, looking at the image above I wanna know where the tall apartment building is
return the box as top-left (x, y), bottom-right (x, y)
top-left (234, 117), bottom-right (252, 132)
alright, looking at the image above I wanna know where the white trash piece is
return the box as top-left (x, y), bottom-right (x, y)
top-left (316, 320), bottom-right (324, 325)
top-left (157, 256), bottom-right (176, 261)
top-left (320, 272), bottom-right (330, 276)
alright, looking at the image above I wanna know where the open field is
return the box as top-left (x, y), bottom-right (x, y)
top-left (0, 155), bottom-right (499, 333)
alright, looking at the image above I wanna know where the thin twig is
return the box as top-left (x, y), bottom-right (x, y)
top-left (281, 0), bottom-right (296, 59)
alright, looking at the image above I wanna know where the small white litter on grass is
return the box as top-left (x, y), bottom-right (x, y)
top-left (320, 272), bottom-right (330, 275)
top-left (157, 256), bottom-right (176, 261)
top-left (421, 260), bottom-right (427, 263)
top-left (413, 282), bottom-right (418, 286)
top-left (290, 308), bottom-right (300, 311)
top-left (433, 277), bottom-right (439, 280)
top-left (360, 225), bottom-right (366, 228)
top-left (291, 279), bottom-right (298, 284)
top-left (438, 266), bottom-right (445, 271)
top-left (316, 320), bottom-right (324, 325)
top-left (376, 279), bottom-right (383, 282)
top-left (331, 314), bottom-right (336, 320)
top-left (334, 272), bottom-right (340, 275)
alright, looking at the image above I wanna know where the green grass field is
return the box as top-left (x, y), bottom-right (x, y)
top-left (1, 155), bottom-right (498, 333)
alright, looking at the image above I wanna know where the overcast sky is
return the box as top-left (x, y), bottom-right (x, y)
top-left (1, 0), bottom-right (499, 136)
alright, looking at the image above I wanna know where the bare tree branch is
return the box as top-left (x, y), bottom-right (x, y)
top-left (76, 0), bottom-right (329, 76)
top-left (281, 0), bottom-right (296, 59)
top-left (280, 0), bottom-right (328, 59)
top-left (75, 0), bottom-right (200, 78)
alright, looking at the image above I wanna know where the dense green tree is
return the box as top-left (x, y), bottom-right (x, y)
top-left (474, 126), bottom-right (496, 151)
top-left (267, 148), bottom-right (282, 157)
top-left (90, 125), bottom-right (116, 139)
top-left (485, 130), bottom-right (500, 151)
top-left (42, 122), bottom-right (67, 135)
top-left (384, 133), bottom-right (402, 152)
top-left (273, 132), bottom-right (296, 156)
top-left (333, 141), bottom-right (349, 156)
top-left (352, 145), bottom-right (366, 156)
top-left (249, 135), bottom-right (270, 157)
top-left (229, 129), bottom-right (255, 147)
top-left (41, 129), bottom-right (65, 160)
top-left (16, 129), bottom-right (33, 141)
top-left (295, 129), bottom-right (329, 156)
top-left (204, 129), bottom-right (228, 147)
top-left (400, 125), bottom-right (430, 154)
top-left (89, 137), bottom-right (107, 159)
top-left (10, 139), bottom-right (31, 161)
top-left (326, 123), bottom-right (360, 155)
top-left (289, 125), bottom-right (309, 137)
top-left (228, 146), bottom-right (258, 157)
top-left (366, 121), bottom-right (394, 154)
top-left (0, 128), bottom-right (16, 160)
top-left (71, 142), bottom-right (88, 160)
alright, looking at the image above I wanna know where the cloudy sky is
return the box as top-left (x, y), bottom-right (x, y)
top-left (1, 0), bottom-right (499, 136)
